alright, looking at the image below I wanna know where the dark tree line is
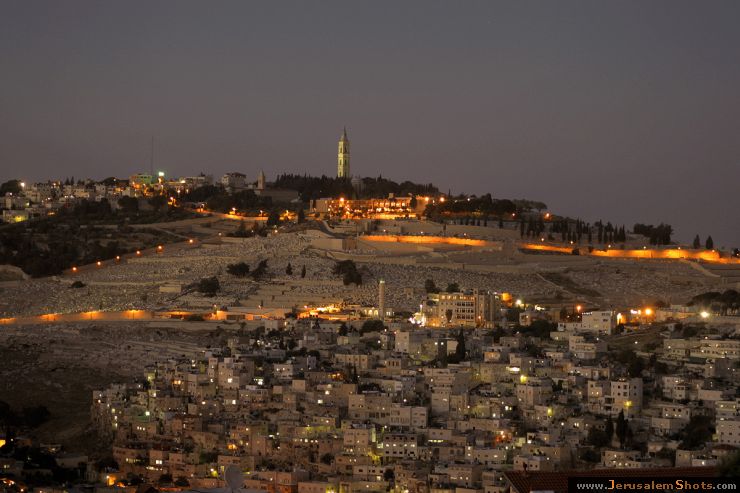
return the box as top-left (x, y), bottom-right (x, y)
top-left (205, 189), bottom-right (274, 213)
top-left (425, 193), bottom-right (517, 218)
top-left (333, 260), bottom-right (362, 285)
top-left (689, 290), bottom-right (739, 315)
top-left (633, 223), bottom-right (673, 245)
top-left (273, 174), bottom-right (438, 202)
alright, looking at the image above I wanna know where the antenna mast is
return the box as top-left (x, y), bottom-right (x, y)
top-left (150, 136), bottom-right (154, 177)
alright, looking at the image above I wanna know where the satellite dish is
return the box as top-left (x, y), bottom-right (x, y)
top-left (224, 465), bottom-right (243, 493)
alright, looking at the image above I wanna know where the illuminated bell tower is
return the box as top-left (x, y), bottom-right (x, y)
top-left (337, 127), bottom-right (350, 178)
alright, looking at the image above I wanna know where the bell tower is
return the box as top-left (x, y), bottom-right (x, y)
top-left (337, 127), bottom-right (350, 178)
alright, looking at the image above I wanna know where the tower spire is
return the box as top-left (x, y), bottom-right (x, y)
top-left (337, 127), bottom-right (350, 178)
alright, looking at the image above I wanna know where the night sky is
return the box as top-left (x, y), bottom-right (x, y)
top-left (1, 1), bottom-right (738, 247)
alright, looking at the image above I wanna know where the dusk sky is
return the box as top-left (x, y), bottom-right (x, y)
top-left (1, 1), bottom-right (738, 246)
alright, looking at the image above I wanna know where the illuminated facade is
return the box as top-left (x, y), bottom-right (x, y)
top-left (419, 290), bottom-right (498, 328)
top-left (311, 195), bottom-right (425, 219)
top-left (338, 127), bottom-right (350, 178)
top-left (129, 173), bottom-right (153, 187)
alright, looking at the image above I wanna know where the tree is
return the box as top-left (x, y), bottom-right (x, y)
top-left (158, 473), bottom-right (173, 484)
top-left (22, 405), bottom-right (50, 427)
top-left (693, 234), bottom-right (701, 249)
top-left (348, 364), bottom-right (359, 384)
top-left (520, 319), bottom-right (556, 339)
top-left (118, 196), bottom-right (139, 213)
top-left (267, 209), bottom-right (281, 226)
top-left (586, 427), bottom-right (610, 448)
top-left (678, 415), bottom-right (715, 450)
top-left (580, 448), bottom-right (601, 463)
top-left (147, 195), bottom-right (168, 212)
top-left (446, 282), bottom-right (460, 293)
top-left (627, 358), bottom-right (644, 378)
top-left (301, 265), bottom-right (306, 278)
top-left (455, 328), bottom-right (466, 361)
top-left (445, 308), bottom-right (453, 323)
top-left (490, 327), bottom-right (506, 343)
top-left (633, 223), bottom-right (673, 245)
top-left (615, 410), bottom-right (628, 448)
top-left (199, 451), bottom-right (218, 463)
top-left (0, 179), bottom-right (22, 196)
top-left (338, 322), bottom-right (349, 336)
top-left (251, 259), bottom-right (268, 280)
top-left (286, 263), bottom-right (293, 275)
top-left (605, 416), bottom-right (614, 442)
top-left (333, 260), bottom-right (362, 285)
top-left (361, 319), bottom-right (384, 334)
top-left (424, 279), bottom-right (439, 293)
top-left (227, 262), bottom-right (250, 277)
top-left (196, 277), bottom-right (220, 295)
top-left (296, 208), bottom-right (305, 223)
top-left (719, 451), bottom-right (740, 477)
top-left (231, 220), bottom-right (250, 237)
top-left (706, 235), bottom-right (714, 250)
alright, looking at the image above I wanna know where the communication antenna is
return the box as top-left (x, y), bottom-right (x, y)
top-left (224, 464), bottom-right (244, 493)
top-left (150, 136), bottom-right (155, 177)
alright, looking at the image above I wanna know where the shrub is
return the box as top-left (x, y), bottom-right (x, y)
top-left (334, 260), bottom-right (362, 285)
top-left (251, 259), bottom-right (268, 280)
top-left (197, 277), bottom-right (220, 295)
top-left (227, 262), bottom-right (250, 277)
top-left (361, 319), bottom-right (384, 334)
